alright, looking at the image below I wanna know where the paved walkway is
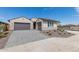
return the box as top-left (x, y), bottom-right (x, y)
top-left (5, 30), bottom-right (48, 48)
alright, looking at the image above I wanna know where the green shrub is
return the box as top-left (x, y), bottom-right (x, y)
top-left (0, 25), bottom-right (6, 32)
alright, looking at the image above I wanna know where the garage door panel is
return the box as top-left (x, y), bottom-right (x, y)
top-left (14, 22), bottom-right (30, 30)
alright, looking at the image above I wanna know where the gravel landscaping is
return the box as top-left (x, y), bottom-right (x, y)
top-left (0, 31), bottom-right (11, 49)
top-left (41, 30), bottom-right (74, 38)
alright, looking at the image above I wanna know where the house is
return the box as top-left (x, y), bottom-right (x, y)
top-left (31, 18), bottom-right (60, 30)
top-left (8, 17), bottom-right (60, 31)
top-left (0, 21), bottom-right (9, 32)
top-left (62, 24), bottom-right (79, 31)
top-left (8, 17), bottom-right (33, 30)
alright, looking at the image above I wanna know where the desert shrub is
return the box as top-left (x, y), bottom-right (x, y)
top-left (47, 30), bottom-right (52, 36)
top-left (57, 26), bottom-right (65, 32)
top-left (54, 30), bottom-right (56, 32)
top-left (68, 33), bottom-right (71, 34)
top-left (48, 32), bottom-right (52, 36)
top-left (57, 26), bottom-right (65, 35)
top-left (46, 32), bottom-right (48, 33)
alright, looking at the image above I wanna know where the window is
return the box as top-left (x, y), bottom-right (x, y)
top-left (50, 22), bottom-right (53, 27)
top-left (48, 22), bottom-right (50, 27)
top-left (44, 21), bottom-right (46, 24)
top-left (50, 22), bottom-right (52, 27)
top-left (52, 22), bottom-right (53, 26)
top-left (48, 21), bottom-right (51, 27)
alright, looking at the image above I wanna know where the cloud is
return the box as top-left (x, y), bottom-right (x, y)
top-left (43, 7), bottom-right (54, 10)
top-left (74, 14), bottom-right (79, 16)
top-left (75, 7), bottom-right (79, 13)
top-left (0, 16), bottom-right (7, 22)
top-left (73, 7), bottom-right (79, 16)
top-left (0, 16), bottom-right (5, 20)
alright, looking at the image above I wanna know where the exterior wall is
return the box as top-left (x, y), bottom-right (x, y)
top-left (9, 17), bottom-right (33, 30)
top-left (53, 23), bottom-right (58, 29)
top-left (31, 18), bottom-right (59, 30)
top-left (1, 17), bottom-right (59, 31)
top-left (42, 21), bottom-right (48, 30)
top-left (31, 18), bottom-right (43, 30)
top-left (42, 21), bottom-right (58, 30)
top-left (31, 18), bottom-right (37, 22)
top-left (36, 19), bottom-right (43, 30)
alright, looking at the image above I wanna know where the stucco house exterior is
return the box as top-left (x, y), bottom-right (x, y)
top-left (8, 17), bottom-right (33, 30)
top-left (8, 17), bottom-right (60, 31)
top-left (31, 18), bottom-right (60, 30)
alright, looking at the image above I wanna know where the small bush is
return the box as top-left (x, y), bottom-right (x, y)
top-left (54, 30), bottom-right (56, 32)
top-left (45, 30), bottom-right (52, 36)
top-left (57, 26), bottom-right (65, 32)
top-left (48, 32), bottom-right (52, 36)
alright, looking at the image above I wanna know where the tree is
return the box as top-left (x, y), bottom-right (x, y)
top-left (0, 25), bottom-right (5, 32)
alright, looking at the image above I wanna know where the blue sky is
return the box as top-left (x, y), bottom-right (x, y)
top-left (0, 7), bottom-right (79, 25)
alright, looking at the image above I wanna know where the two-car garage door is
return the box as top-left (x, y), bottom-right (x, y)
top-left (14, 22), bottom-right (30, 30)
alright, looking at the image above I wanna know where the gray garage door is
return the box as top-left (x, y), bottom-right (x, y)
top-left (14, 22), bottom-right (30, 30)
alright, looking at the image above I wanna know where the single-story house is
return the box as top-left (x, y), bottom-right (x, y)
top-left (8, 17), bottom-right (33, 30)
top-left (62, 24), bottom-right (79, 31)
top-left (0, 21), bottom-right (9, 32)
top-left (31, 18), bottom-right (60, 30)
top-left (8, 17), bottom-right (60, 31)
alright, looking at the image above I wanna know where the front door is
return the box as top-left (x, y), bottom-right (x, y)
top-left (33, 22), bottom-right (36, 29)
top-left (37, 22), bottom-right (42, 30)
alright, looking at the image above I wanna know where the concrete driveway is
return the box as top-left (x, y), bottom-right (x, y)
top-left (5, 30), bottom-right (48, 48)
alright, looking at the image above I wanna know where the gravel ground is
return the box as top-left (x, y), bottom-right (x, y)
top-left (41, 30), bottom-right (74, 38)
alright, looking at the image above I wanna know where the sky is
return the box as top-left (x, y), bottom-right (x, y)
top-left (0, 7), bottom-right (79, 25)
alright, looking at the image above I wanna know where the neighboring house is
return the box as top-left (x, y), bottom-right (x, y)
top-left (62, 24), bottom-right (79, 31)
top-left (8, 17), bottom-right (60, 31)
top-left (0, 21), bottom-right (9, 32)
